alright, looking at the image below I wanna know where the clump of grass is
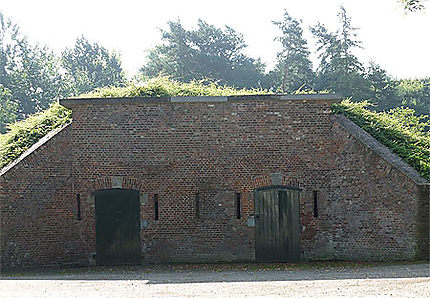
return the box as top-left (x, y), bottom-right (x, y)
top-left (333, 99), bottom-right (430, 181)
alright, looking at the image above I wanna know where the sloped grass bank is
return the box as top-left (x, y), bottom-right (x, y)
top-left (0, 102), bottom-right (71, 169)
top-left (333, 100), bottom-right (429, 181)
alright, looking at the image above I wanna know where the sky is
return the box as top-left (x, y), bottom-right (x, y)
top-left (2, 0), bottom-right (430, 79)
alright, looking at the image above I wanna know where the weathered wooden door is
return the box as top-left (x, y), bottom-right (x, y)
top-left (95, 189), bottom-right (140, 265)
top-left (254, 186), bottom-right (300, 262)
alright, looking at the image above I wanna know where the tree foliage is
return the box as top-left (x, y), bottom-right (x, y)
top-left (363, 62), bottom-right (397, 109)
top-left (311, 6), bottom-right (368, 100)
top-left (0, 12), bottom-right (129, 131)
top-left (1, 5), bottom-right (429, 143)
top-left (0, 84), bottom-right (17, 132)
top-left (272, 11), bottom-right (314, 92)
top-left (0, 12), bottom-right (68, 119)
top-left (394, 78), bottom-right (430, 115)
top-left (400, 0), bottom-right (426, 12)
top-left (61, 36), bottom-right (126, 95)
top-left (140, 20), bottom-right (265, 89)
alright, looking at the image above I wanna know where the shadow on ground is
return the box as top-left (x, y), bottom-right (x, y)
top-left (1, 262), bottom-right (429, 284)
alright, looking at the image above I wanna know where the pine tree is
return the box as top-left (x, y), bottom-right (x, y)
top-left (273, 11), bottom-right (314, 92)
top-left (311, 6), bottom-right (367, 99)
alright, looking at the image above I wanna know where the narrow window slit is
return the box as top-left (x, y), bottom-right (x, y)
top-left (76, 194), bottom-right (81, 220)
top-left (236, 193), bottom-right (241, 219)
top-left (195, 192), bottom-right (200, 218)
top-left (313, 191), bottom-right (318, 218)
top-left (154, 194), bottom-right (159, 221)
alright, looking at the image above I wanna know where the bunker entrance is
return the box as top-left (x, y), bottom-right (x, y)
top-left (254, 186), bottom-right (300, 262)
top-left (95, 189), bottom-right (141, 265)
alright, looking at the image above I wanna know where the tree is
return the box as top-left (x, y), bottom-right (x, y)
top-left (140, 19), bottom-right (265, 89)
top-left (0, 84), bottom-right (17, 132)
top-left (272, 11), bottom-right (314, 92)
top-left (394, 78), bottom-right (430, 116)
top-left (364, 62), bottom-right (399, 110)
top-left (0, 12), bottom-right (68, 120)
top-left (310, 6), bottom-right (368, 99)
top-left (61, 36), bottom-right (126, 95)
top-left (400, 0), bottom-right (426, 12)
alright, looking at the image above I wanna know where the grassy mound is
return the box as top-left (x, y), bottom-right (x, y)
top-left (333, 100), bottom-right (429, 181)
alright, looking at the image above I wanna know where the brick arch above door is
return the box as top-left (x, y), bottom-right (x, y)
top-left (90, 176), bottom-right (143, 193)
top-left (249, 173), bottom-right (301, 190)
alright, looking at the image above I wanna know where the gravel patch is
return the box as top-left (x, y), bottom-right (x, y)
top-left (1, 263), bottom-right (429, 297)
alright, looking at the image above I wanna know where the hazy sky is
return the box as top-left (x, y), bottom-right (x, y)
top-left (2, 0), bottom-right (430, 79)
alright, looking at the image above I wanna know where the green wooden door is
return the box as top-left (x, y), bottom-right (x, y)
top-left (95, 189), bottom-right (141, 265)
top-left (254, 186), bottom-right (300, 262)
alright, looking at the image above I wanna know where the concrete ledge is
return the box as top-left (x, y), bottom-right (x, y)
top-left (60, 94), bottom-right (342, 107)
top-left (333, 114), bottom-right (429, 186)
top-left (0, 123), bottom-right (72, 176)
top-left (61, 97), bottom-right (171, 106)
top-left (171, 96), bottom-right (228, 102)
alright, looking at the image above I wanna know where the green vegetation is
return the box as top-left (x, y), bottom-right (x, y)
top-left (0, 12), bottom-right (125, 130)
top-left (1, 7), bottom-right (429, 133)
top-left (62, 36), bottom-right (126, 95)
top-left (0, 103), bottom-right (71, 169)
top-left (0, 12), bottom-right (70, 122)
top-left (334, 100), bottom-right (430, 180)
top-left (272, 10), bottom-right (314, 93)
top-left (1, 78), bottom-right (429, 183)
top-left (0, 78), bottom-right (266, 169)
top-left (81, 77), bottom-right (267, 98)
top-left (140, 20), bottom-right (265, 89)
top-left (400, 0), bottom-right (426, 13)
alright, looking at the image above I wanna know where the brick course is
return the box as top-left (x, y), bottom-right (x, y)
top-left (1, 96), bottom-right (428, 269)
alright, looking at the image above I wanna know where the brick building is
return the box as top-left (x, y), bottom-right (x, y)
top-left (1, 95), bottom-right (428, 269)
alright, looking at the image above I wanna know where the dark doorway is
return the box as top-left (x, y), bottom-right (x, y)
top-left (95, 188), bottom-right (141, 265)
top-left (254, 186), bottom-right (300, 262)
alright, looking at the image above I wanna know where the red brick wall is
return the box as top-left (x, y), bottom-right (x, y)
top-left (1, 97), bottom-right (428, 269)
top-left (0, 124), bottom-right (88, 268)
top-left (70, 99), bottom-right (336, 263)
top-left (327, 117), bottom-right (429, 261)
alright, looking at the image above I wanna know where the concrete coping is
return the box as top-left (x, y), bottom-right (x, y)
top-left (333, 114), bottom-right (429, 186)
top-left (60, 94), bottom-right (342, 108)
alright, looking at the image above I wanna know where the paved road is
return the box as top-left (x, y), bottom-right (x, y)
top-left (1, 263), bottom-right (429, 297)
